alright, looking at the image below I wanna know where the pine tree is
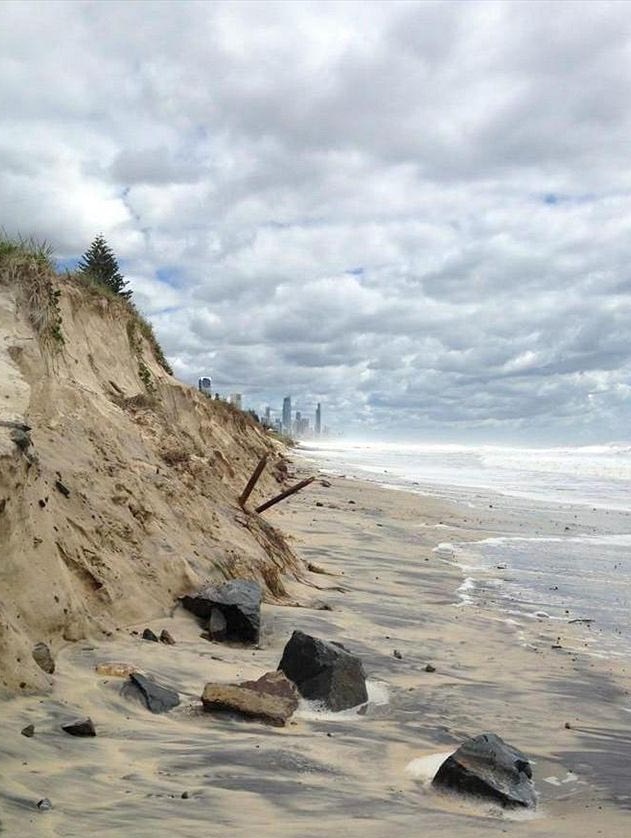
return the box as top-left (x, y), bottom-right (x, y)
top-left (77, 234), bottom-right (132, 299)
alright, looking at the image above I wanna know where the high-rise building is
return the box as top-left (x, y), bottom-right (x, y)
top-left (229, 393), bottom-right (242, 409)
top-left (264, 406), bottom-right (271, 426)
top-left (315, 402), bottom-right (322, 435)
top-left (282, 396), bottom-right (292, 432)
top-left (198, 376), bottom-right (212, 396)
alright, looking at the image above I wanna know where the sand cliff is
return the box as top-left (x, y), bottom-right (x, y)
top-left (0, 258), bottom-right (301, 696)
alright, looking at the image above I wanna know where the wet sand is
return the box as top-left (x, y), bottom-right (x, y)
top-left (1, 471), bottom-right (630, 836)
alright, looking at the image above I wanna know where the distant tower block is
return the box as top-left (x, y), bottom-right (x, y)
top-left (315, 402), bottom-right (322, 435)
top-left (264, 406), bottom-right (271, 425)
top-left (282, 396), bottom-right (292, 432)
top-left (229, 393), bottom-right (242, 409)
top-left (198, 376), bottom-right (212, 396)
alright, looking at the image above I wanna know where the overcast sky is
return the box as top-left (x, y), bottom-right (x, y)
top-left (2, 0), bottom-right (631, 442)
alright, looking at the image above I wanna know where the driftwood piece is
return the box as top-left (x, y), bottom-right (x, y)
top-left (255, 476), bottom-right (316, 514)
top-left (239, 454), bottom-right (268, 508)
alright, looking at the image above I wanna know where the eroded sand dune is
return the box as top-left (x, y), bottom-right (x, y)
top-left (0, 266), bottom-right (301, 695)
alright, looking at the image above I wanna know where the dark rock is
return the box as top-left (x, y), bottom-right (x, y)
top-left (159, 629), bottom-right (176, 645)
top-left (432, 732), bottom-right (536, 808)
top-left (182, 579), bottom-right (261, 644)
top-left (320, 480), bottom-right (332, 488)
top-left (62, 718), bottom-right (96, 737)
top-left (315, 502), bottom-right (324, 507)
top-left (142, 628), bottom-right (159, 642)
top-left (181, 791), bottom-right (190, 799)
top-left (38, 498), bottom-right (46, 508)
top-left (10, 428), bottom-right (31, 451)
top-left (424, 663), bottom-right (436, 673)
top-left (393, 650), bottom-right (403, 660)
top-left (347, 500), bottom-right (356, 504)
top-left (127, 672), bottom-right (180, 714)
top-left (37, 798), bottom-right (52, 812)
top-left (32, 641), bottom-right (55, 674)
top-left (202, 671), bottom-right (299, 726)
top-left (21, 724), bottom-right (35, 737)
top-left (277, 630), bottom-right (368, 711)
top-left (55, 480), bottom-right (70, 498)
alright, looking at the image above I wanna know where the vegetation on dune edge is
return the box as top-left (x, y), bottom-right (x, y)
top-left (0, 231), bottom-right (173, 374)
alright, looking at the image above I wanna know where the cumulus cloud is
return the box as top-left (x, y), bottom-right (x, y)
top-left (2, 0), bottom-right (631, 441)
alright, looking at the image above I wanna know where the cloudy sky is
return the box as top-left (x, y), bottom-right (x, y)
top-left (3, 0), bottom-right (631, 442)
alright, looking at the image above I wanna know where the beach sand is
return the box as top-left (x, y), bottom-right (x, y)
top-left (1, 468), bottom-right (630, 836)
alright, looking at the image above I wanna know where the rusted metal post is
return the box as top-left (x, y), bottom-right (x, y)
top-left (239, 454), bottom-right (269, 508)
top-left (255, 476), bottom-right (316, 514)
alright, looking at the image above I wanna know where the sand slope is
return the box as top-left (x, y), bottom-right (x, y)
top-left (0, 273), bottom-right (301, 696)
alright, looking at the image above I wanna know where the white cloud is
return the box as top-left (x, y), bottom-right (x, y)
top-left (2, 0), bottom-right (631, 441)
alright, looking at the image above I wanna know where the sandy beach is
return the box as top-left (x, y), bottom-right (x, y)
top-left (1, 464), bottom-right (630, 837)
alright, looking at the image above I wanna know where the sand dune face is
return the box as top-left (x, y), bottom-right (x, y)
top-left (0, 274), bottom-right (301, 696)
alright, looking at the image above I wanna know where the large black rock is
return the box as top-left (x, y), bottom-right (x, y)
top-left (277, 630), bottom-right (368, 711)
top-left (432, 733), bottom-right (536, 808)
top-left (182, 579), bottom-right (261, 644)
top-left (126, 672), bottom-right (180, 714)
top-left (61, 718), bottom-right (96, 737)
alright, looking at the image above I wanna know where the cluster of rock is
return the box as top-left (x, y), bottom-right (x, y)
top-left (179, 579), bottom-right (368, 725)
top-left (29, 576), bottom-right (537, 813)
top-left (180, 577), bottom-right (537, 809)
top-left (199, 629), bottom-right (369, 725)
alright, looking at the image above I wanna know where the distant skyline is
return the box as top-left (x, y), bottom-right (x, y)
top-left (3, 1), bottom-right (631, 442)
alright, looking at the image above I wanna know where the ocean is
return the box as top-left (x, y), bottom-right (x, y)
top-left (300, 440), bottom-right (631, 658)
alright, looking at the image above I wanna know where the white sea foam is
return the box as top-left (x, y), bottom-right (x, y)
top-left (295, 678), bottom-right (389, 721)
top-left (303, 440), bottom-right (631, 658)
top-left (433, 542), bottom-right (455, 559)
top-left (543, 771), bottom-right (579, 786)
top-left (405, 751), bottom-right (453, 783)
top-left (302, 439), bottom-right (631, 510)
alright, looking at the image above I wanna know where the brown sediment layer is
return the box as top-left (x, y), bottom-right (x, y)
top-left (0, 469), bottom-right (630, 836)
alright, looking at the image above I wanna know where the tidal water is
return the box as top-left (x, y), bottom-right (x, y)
top-left (302, 440), bottom-right (631, 658)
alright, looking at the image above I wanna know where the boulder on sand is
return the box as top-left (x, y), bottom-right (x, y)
top-left (61, 718), bottom-right (96, 737)
top-left (277, 630), bottom-right (368, 711)
top-left (432, 732), bottom-right (536, 808)
top-left (124, 672), bottom-right (180, 714)
top-left (201, 671), bottom-right (299, 726)
top-left (182, 579), bottom-right (261, 644)
top-left (32, 641), bottom-right (55, 674)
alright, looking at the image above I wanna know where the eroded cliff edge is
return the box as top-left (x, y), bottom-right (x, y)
top-left (0, 249), bottom-right (301, 695)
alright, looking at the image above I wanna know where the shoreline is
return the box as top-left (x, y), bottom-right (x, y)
top-left (297, 445), bottom-right (631, 659)
top-left (1, 465), bottom-right (630, 835)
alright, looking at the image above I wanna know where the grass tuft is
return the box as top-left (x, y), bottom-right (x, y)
top-left (0, 231), bottom-right (64, 348)
top-left (1, 232), bottom-right (174, 374)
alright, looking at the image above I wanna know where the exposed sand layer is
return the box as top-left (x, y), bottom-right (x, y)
top-left (0, 274), bottom-right (302, 695)
top-left (1, 469), bottom-right (629, 836)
